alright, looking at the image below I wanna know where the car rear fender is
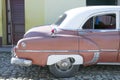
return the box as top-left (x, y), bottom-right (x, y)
top-left (47, 55), bottom-right (83, 65)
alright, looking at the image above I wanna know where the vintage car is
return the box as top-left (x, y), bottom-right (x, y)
top-left (11, 6), bottom-right (120, 77)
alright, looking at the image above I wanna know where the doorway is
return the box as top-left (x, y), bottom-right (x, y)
top-left (6, 0), bottom-right (25, 45)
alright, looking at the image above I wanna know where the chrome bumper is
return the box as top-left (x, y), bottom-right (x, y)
top-left (11, 57), bottom-right (32, 66)
top-left (11, 46), bottom-right (32, 66)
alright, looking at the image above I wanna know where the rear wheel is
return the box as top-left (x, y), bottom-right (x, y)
top-left (49, 58), bottom-right (79, 78)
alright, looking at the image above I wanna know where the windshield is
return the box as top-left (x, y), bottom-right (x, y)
top-left (54, 14), bottom-right (67, 26)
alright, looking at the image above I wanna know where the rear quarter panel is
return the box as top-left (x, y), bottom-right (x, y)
top-left (16, 34), bottom-right (79, 66)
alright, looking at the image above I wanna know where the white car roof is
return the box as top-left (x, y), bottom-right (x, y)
top-left (59, 6), bottom-right (120, 30)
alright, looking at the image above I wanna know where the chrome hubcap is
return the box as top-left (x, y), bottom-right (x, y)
top-left (56, 58), bottom-right (72, 71)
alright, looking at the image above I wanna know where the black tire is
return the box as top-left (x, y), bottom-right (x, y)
top-left (49, 64), bottom-right (79, 78)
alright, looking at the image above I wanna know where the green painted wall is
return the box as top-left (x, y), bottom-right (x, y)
top-left (25, 0), bottom-right (44, 31)
top-left (0, 0), bottom-right (2, 36)
top-left (2, 0), bottom-right (7, 45)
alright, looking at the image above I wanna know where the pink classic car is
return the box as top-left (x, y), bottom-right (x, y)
top-left (11, 6), bottom-right (120, 77)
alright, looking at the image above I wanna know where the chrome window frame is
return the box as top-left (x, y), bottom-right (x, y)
top-left (79, 11), bottom-right (119, 30)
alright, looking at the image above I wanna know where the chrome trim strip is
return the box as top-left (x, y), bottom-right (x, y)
top-left (97, 62), bottom-right (120, 65)
top-left (18, 50), bottom-right (71, 53)
top-left (100, 49), bottom-right (118, 52)
top-left (78, 29), bottom-right (119, 33)
top-left (92, 52), bottom-right (100, 63)
top-left (85, 52), bottom-right (100, 65)
top-left (17, 49), bottom-right (118, 53)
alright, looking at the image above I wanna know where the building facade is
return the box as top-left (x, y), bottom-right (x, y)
top-left (0, 0), bottom-right (118, 45)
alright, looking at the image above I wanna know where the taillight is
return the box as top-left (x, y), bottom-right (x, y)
top-left (51, 29), bottom-right (55, 33)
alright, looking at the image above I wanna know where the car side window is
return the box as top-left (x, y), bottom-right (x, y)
top-left (83, 14), bottom-right (116, 29)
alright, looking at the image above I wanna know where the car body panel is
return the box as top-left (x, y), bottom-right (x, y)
top-left (79, 31), bottom-right (119, 64)
top-left (11, 6), bottom-right (120, 67)
top-left (15, 30), bottom-right (79, 66)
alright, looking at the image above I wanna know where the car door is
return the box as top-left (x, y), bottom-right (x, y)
top-left (79, 12), bottom-right (119, 64)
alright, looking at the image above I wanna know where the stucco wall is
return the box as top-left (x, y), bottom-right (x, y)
top-left (25, 0), bottom-right (86, 31)
top-left (0, 0), bottom-right (2, 36)
top-left (25, 0), bottom-right (44, 31)
top-left (45, 0), bottom-right (86, 25)
top-left (2, 0), bottom-right (7, 45)
top-left (118, 0), bottom-right (120, 5)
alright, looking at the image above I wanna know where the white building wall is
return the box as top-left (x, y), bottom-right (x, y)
top-left (45, 0), bottom-right (86, 24)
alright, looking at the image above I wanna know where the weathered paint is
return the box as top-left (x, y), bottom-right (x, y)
top-left (0, 0), bottom-right (2, 36)
top-left (25, 0), bottom-right (86, 31)
top-left (2, 0), bottom-right (7, 45)
top-left (45, 0), bottom-right (86, 24)
top-left (25, 0), bottom-right (45, 31)
top-left (0, 0), bottom-right (86, 45)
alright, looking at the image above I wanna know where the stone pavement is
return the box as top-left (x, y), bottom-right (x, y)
top-left (0, 46), bottom-right (120, 80)
top-left (0, 45), bottom-right (12, 53)
top-left (0, 52), bottom-right (120, 80)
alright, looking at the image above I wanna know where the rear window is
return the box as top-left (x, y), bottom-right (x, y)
top-left (54, 14), bottom-right (67, 26)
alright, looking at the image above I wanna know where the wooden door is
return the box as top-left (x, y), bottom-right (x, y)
top-left (6, 0), bottom-right (25, 45)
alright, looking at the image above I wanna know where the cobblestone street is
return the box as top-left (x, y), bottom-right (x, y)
top-left (0, 52), bottom-right (120, 80)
